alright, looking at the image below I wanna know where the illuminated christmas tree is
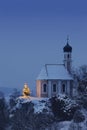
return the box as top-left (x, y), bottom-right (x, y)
top-left (23, 83), bottom-right (30, 96)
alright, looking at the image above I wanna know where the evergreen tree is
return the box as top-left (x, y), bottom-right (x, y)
top-left (10, 99), bottom-right (54, 130)
top-left (9, 88), bottom-right (20, 108)
top-left (73, 65), bottom-right (87, 109)
top-left (0, 91), bottom-right (9, 130)
top-left (50, 96), bottom-right (79, 121)
top-left (73, 65), bottom-right (87, 94)
top-left (73, 110), bottom-right (85, 123)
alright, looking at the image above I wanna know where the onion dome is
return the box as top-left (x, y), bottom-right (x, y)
top-left (63, 37), bottom-right (72, 52)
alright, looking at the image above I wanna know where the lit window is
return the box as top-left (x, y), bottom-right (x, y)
top-left (53, 84), bottom-right (57, 92)
top-left (43, 84), bottom-right (47, 93)
top-left (62, 84), bottom-right (65, 93)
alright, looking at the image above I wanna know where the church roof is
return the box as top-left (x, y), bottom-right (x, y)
top-left (37, 64), bottom-right (73, 80)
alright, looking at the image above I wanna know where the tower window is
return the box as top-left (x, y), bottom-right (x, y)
top-left (67, 54), bottom-right (69, 58)
top-left (43, 84), bottom-right (47, 93)
top-left (53, 84), bottom-right (57, 92)
top-left (62, 84), bottom-right (66, 93)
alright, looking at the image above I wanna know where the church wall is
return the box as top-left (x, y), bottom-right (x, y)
top-left (36, 79), bottom-right (73, 98)
top-left (36, 80), bottom-right (41, 97)
top-left (66, 80), bottom-right (70, 96)
top-left (58, 80), bottom-right (62, 94)
top-left (41, 93), bottom-right (48, 97)
top-left (57, 80), bottom-right (73, 97)
top-left (64, 51), bottom-right (72, 73)
top-left (48, 80), bottom-right (52, 97)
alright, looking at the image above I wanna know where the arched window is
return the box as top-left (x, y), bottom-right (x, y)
top-left (43, 84), bottom-right (47, 93)
top-left (53, 84), bottom-right (57, 92)
top-left (67, 54), bottom-right (69, 58)
top-left (62, 84), bottom-right (65, 93)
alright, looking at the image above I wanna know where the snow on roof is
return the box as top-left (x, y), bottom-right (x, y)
top-left (37, 64), bottom-right (73, 80)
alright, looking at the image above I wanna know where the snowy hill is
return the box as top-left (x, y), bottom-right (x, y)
top-left (8, 95), bottom-right (81, 130)
top-left (1, 93), bottom-right (87, 130)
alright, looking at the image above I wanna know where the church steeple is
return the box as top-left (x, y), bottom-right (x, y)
top-left (63, 37), bottom-right (72, 73)
top-left (63, 36), bottom-right (72, 52)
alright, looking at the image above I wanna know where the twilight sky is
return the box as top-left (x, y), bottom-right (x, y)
top-left (0, 0), bottom-right (87, 92)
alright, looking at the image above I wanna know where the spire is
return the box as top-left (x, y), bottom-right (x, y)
top-left (67, 35), bottom-right (69, 44)
top-left (63, 36), bottom-right (72, 73)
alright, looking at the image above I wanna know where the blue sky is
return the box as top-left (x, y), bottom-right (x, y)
top-left (0, 0), bottom-right (87, 92)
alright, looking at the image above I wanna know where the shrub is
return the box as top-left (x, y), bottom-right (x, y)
top-left (73, 110), bottom-right (85, 123)
top-left (50, 95), bottom-right (79, 121)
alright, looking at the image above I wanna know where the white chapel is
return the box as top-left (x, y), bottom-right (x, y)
top-left (36, 39), bottom-right (74, 98)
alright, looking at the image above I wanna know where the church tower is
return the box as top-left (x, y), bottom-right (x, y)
top-left (63, 37), bottom-right (72, 73)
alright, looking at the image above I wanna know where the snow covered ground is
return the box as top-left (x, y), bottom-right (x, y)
top-left (17, 96), bottom-right (87, 130)
top-left (3, 94), bottom-right (87, 130)
top-left (19, 96), bottom-right (49, 113)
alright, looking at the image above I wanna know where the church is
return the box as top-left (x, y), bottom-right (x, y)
top-left (36, 39), bottom-right (74, 98)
